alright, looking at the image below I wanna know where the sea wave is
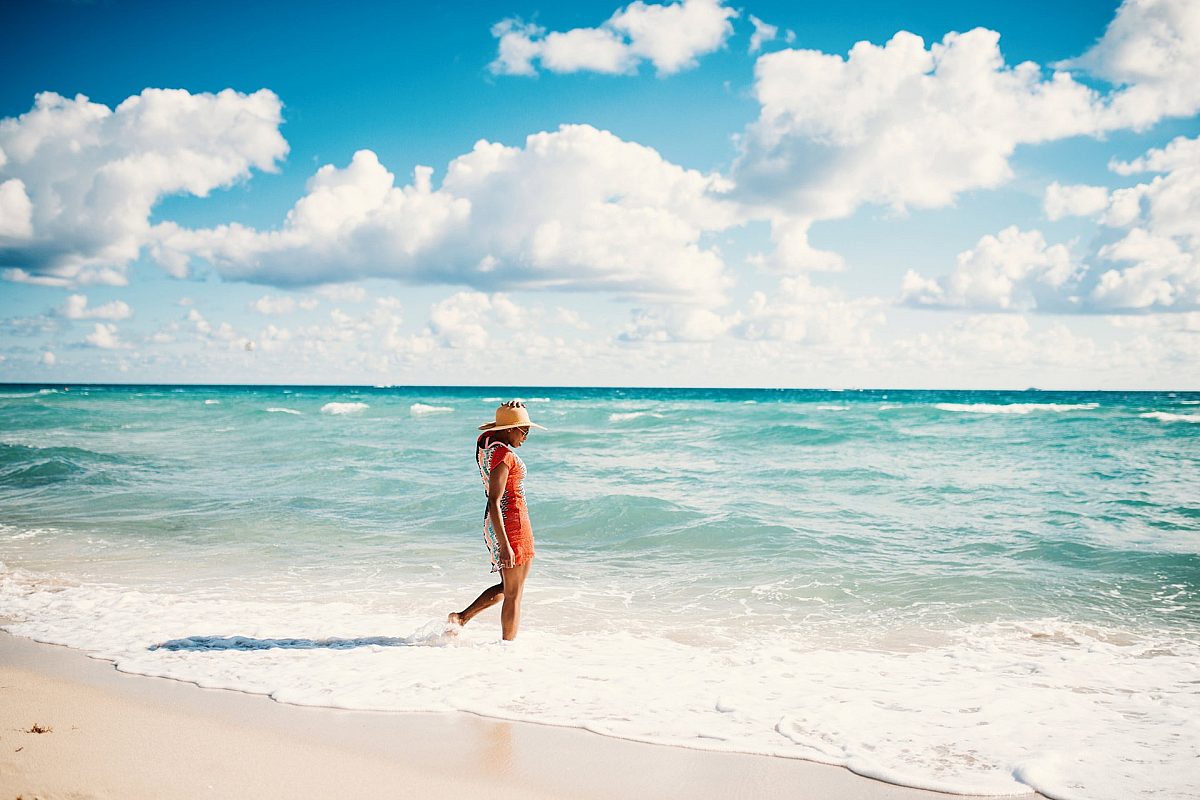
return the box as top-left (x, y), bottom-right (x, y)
top-left (608, 411), bottom-right (664, 422)
top-left (320, 402), bottom-right (368, 415)
top-left (265, 407), bottom-right (302, 415)
top-left (410, 403), bottom-right (453, 415)
top-left (204, 399), bottom-right (220, 405)
top-left (935, 402), bottom-right (1099, 415)
top-left (1, 571), bottom-right (1195, 800)
top-left (1140, 411), bottom-right (1200, 423)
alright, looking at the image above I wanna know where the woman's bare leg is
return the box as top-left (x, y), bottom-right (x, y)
top-left (449, 582), bottom-right (504, 627)
top-left (499, 562), bottom-right (531, 641)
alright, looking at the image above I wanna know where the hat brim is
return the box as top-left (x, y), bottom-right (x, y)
top-left (478, 421), bottom-right (547, 431)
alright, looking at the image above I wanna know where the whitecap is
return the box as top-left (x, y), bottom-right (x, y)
top-left (410, 403), bottom-right (453, 416)
top-left (266, 407), bottom-right (302, 415)
top-left (320, 402), bottom-right (368, 415)
top-left (1180, 400), bottom-right (1199, 405)
top-left (935, 402), bottom-right (1099, 415)
top-left (204, 399), bottom-right (220, 405)
top-left (1140, 411), bottom-right (1200, 423)
top-left (816, 405), bottom-right (849, 411)
top-left (608, 411), bottom-right (664, 422)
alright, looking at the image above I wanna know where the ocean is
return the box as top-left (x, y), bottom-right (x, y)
top-left (1, 384), bottom-right (1197, 799)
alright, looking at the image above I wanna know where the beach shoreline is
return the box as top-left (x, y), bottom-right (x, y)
top-left (0, 630), bottom-right (1029, 800)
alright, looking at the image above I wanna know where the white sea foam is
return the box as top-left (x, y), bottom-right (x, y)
top-left (204, 399), bottom-right (220, 405)
top-left (1, 570), bottom-right (1195, 800)
top-left (1180, 400), bottom-right (1200, 405)
top-left (265, 407), bottom-right (302, 415)
top-left (1140, 411), bottom-right (1200, 423)
top-left (320, 402), bottom-right (368, 415)
top-left (410, 403), bottom-right (453, 416)
top-left (816, 405), bottom-right (849, 411)
top-left (935, 402), bottom-right (1099, 415)
top-left (608, 412), bottom-right (664, 422)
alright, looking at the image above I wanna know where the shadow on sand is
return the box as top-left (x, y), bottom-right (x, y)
top-left (149, 632), bottom-right (444, 652)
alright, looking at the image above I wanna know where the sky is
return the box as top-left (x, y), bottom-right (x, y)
top-left (1, 0), bottom-right (1198, 388)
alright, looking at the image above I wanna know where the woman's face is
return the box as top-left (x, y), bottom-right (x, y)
top-left (507, 426), bottom-right (530, 447)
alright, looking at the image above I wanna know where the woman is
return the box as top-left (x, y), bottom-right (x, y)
top-left (448, 400), bottom-right (546, 641)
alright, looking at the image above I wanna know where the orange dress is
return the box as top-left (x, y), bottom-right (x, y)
top-left (476, 434), bottom-right (534, 572)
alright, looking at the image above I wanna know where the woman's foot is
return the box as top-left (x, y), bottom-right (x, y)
top-left (446, 611), bottom-right (464, 632)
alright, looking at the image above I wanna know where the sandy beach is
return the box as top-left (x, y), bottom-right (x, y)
top-left (0, 631), bottom-right (1024, 800)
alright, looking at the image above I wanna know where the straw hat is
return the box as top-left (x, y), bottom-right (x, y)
top-left (478, 402), bottom-right (547, 432)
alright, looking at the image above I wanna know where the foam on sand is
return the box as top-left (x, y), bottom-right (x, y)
top-left (935, 402), bottom-right (1098, 415)
top-left (2, 570), bottom-right (1196, 800)
top-left (410, 403), bottom-right (453, 416)
top-left (320, 402), bottom-right (368, 415)
top-left (1140, 411), bottom-right (1200, 423)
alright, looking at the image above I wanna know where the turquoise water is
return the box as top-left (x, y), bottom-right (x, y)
top-left (1, 385), bottom-right (1198, 798)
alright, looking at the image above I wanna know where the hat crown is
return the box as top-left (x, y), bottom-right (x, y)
top-left (495, 405), bottom-right (530, 426)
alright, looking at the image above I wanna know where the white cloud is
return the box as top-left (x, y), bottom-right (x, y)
top-left (187, 308), bottom-right (212, 335)
top-left (152, 125), bottom-right (737, 305)
top-left (1040, 136), bottom-right (1200, 312)
top-left (748, 15), bottom-right (778, 54)
top-left (1058, 0), bottom-right (1200, 127)
top-left (1043, 182), bottom-right (1111, 220)
top-left (735, 1), bottom-right (1200, 270)
top-left (0, 88), bottom-right (287, 287)
top-left (83, 322), bottom-right (125, 349)
top-left (252, 296), bottom-right (292, 315)
top-left (41, 351), bottom-right (56, 366)
top-left (734, 276), bottom-right (885, 345)
top-left (490, 0), bottom-right (737, 76)
top-left (886, 314), bottom-right (1101, 375)
top-left (902, 227), bottom-right (1084, 311)
top-left (620, 306), bottom-right (732, 342)
top-left (0, 178), bottom-right (33, 238)
top-left (621, 276), bottom-right (885, 345)
top-left (315, 284), bottom-right (367, 303)
top-left (58, 293), bottom-right (133, 320)
top-left (1092, 228), bottom-right (1198, 310)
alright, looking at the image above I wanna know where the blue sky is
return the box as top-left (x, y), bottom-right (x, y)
top-left (1, 0), bottom-right (1197, 387)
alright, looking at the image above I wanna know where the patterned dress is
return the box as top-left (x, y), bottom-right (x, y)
top-left (476, 433), bottom-right (535, 572)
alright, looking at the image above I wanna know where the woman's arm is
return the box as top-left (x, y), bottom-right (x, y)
top-left (487, 460), bottom-right (515, 569)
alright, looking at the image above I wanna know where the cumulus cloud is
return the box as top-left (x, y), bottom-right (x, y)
top-left (735, 0), bottom-right (1200, 271)
top-left (901, 227), bottom-right (1084, 311)
top-left (251, 294), bottom-right (318, 315)
top-left (734, 276), bottom-right (885, 345)
top-left (0, 88), bottom-right (287, 287)
top-left (620, 306), bottom-right (732, 342)
top-left (1043, 182), bottom-right (1111, 220)
top-left (1058, 0), bottom-right (1200, 127)
top-left (747, 15), bottom-right (779, 54)
top-left (58, 293), bottom-right (132, 320)
top-left (622, 276), bottom-right (885, 345)
top-left (1036, 135), bottom-right (1200, 312)
top-left (490, 0), bottom-right (737, 76)
top-left (152, 125), bottom-right (737, 305)
top-left (887, 314), bottom-right (1100, 374)
top-left (83, 322), bottom-right (125, 349)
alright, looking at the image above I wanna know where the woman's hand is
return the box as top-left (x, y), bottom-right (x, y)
top-left (498, 542), bottom-right (516, 570)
